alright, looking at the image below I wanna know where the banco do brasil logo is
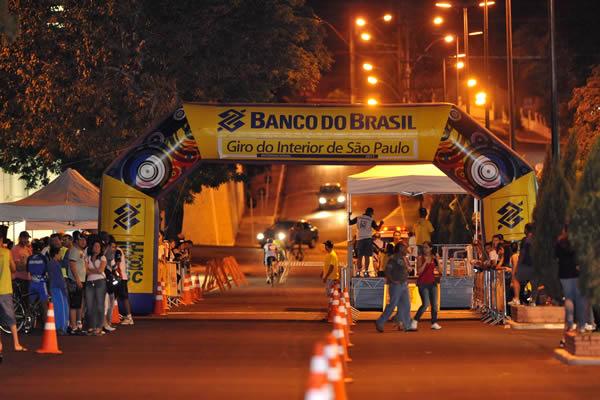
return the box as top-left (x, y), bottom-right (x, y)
top-left (218, 109), bottom-right (246, 133)
top-left (497, 201), bottom-right (523, 230)
top-left (113, 203), bottom-right (141, 230)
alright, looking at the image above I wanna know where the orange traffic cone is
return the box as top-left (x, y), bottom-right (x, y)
top-left (333, 309), bottom-right (352, 363)
top-left (326, 332), bottom-right (352, 384)
top-left (339, 295), bottom-right (352, 335)
top-left (325, 334), bottom-right (348, 400)
top-left (336, 304), bottom-right (353, 348)
top-left (37, 301), bottom-right (62, 355)
top-left (153, 283), bottom-right (167, 316)
top-left (343, 288), bottom-right (356, 326)
top-left (328, 289), bottom-right (340, 323)
top-left (304, 342), bottom-right (333, 400)
top-left (111, 299), bottom-right (121, 325)
top-left (161, 281), bottom-right (169, 313)
top-left (182, 275), bottom-right (193, 305)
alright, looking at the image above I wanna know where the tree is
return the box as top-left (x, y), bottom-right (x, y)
top-left (0, 0), bottom-right (331, 188)
top-left (569, 65), bottom-right (600, 164)
top-left (561, 131), bottom-right (579, 190)
top-left (570, 136), bottom-right (600, 305)
top-left (531, 155), bottom-right (571, 300)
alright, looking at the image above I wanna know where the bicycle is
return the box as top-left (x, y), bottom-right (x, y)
top-left (0, 291), bottom-right (45, 334)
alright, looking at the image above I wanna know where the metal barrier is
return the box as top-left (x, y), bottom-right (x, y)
top-left (472, 269), bottom-right (507, 325)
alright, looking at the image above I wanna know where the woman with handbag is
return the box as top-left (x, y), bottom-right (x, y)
top-left (411, 241), bottom-right (442, 330)
top-left (84, 238), bottom-right (107, 336)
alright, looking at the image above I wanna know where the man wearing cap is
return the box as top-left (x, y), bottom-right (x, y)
top-left (11, 231), bottom-right (32, 299)
top-left (413, 207), bottom-right (435, 245)
top-left (349, 208), bottom-right (384, 277)
top-left (0, 225), bottom-right (27, 360)
top-left (320, 240), bottom-right (339, 292)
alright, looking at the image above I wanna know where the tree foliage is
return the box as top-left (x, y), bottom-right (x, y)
top-left (570, 136), bottom-right (600, 304)
top-left (0, 0), bottom-right (331, 189)
top-left (561, 131), bottom-right (579, 189)
top-left (531, 154), bottom-right (571, 299)
top-left (569, 65), bottom-right (600, 164)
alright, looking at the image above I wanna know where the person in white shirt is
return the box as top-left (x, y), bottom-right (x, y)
top-left (263, 239), bottom-right (279, 284)
top-left (349, 208), bottom-right (384, 277)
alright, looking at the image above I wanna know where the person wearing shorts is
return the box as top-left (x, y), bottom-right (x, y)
top-left (0, 225), bottom-right (27, 360)
top-left (349, 208), bottom-right (384, 277)
top-left (67, 232), bottom-right (87, 335)
top-left (263, 239), bottom-right (278, 284)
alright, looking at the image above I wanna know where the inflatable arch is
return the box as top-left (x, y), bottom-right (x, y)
top-left (100, 104), bottom-right (537, 313)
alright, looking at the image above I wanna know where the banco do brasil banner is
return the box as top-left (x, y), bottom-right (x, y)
top-left (183, 104), bottom-right (453, 162)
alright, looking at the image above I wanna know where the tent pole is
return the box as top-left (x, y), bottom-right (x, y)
top-left (347, 193), bottom-right (353, 279)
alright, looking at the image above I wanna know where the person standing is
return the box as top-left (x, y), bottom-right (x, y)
top-left (115, 246), bottom-right (134, 325)
top-left (375, 243), bottom-right (416, 332)
top-left (11, 231), bottom-right (32, 300)
top-left (514, 223), bottom-right (537, 305)
top-left (412, 241), bottom-right (442, 330)
top-left (85, 238), bottom-right (107, 336)
top-left (349, 208), bottom-right (384, 277)
top-left (47, 247), bottom-right (69, 334)
top-left (67, 232), bottom-right (87, 335)
top-left (320, 240), bottom-right (339, 291)
top-left (413, 208), bottom-right (434, 246)
top-left (0, 226), bottom-right (27, 361)
top-left (26, 240), bottom-right (50, 320)
top-left (555, 226), bottom-right (587, 346)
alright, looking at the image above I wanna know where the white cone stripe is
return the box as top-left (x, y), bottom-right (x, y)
top-left (327, 365), bottom-right (342, 381)
top-left (44, 322), bottom-right (56, 330)
top-left (155, 295), bottom-right (163, 300)
top-left (310, 355), bottom-right (328, 373)
top-left (324, 344), bottom-right (337, 359)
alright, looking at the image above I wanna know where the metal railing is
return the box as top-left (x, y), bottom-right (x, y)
top-left (472, 269), bottom-right (507, 325)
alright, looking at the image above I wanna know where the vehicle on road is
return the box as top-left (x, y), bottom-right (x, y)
top-left (317, 183), bottom-right (346, 210)
top-left (257, 220), bottom-right (319, 249)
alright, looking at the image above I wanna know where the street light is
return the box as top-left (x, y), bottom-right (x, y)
top-left (362, 62), bottom-right (374, 71)
top-left (367, 76), bottom-right (378, 85)
top-left (456, 61), bottom-right (465, 69)
top-left (467, 78), bottom-right (477, 87)
top-left (433, 16), bottom-right (444, 25)
top-left (355, 17), bottom-right (366, 27)
top-left (367, 98), bottom-right (378, 106)
top-left (478, 1), bottom-right (495, 6)
top-left (435, 2), bottom-right (453, 8)
top-left (444, 34), bottom-right (455, 43)
top-left (360, 32), bottom-right (372, 41)
top-left (383, 14), bottom-right (393, 22)
top-left (469, 31), bottom-right (483, 36)
top-left (475, 91), bottom-right (487, 105)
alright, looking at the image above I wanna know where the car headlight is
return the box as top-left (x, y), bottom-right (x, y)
top-left (319, 197), bottom-right (326, 204)
top-left (277, 232), bottom-right (286, 241)
top-left (337, 195), bottom-right (346, 203)
top-left (257, 233), bottom-right (265, 240)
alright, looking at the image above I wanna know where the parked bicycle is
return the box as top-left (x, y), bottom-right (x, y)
top-left (0, 290), bottom-right (45, 334)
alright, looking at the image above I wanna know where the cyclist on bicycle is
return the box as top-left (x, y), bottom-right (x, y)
top-left (26, 240), bottom-right (49, 319)
top-left (263, 239), bottom-right (279, 284)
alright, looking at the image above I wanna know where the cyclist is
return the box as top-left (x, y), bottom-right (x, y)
top-left (26, 240), bottom-right (49, 322)
top-left (263, 239), bottom-right (278, 284)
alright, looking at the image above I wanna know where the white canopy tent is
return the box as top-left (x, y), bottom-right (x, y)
top-left (347, 164), bottom-right (467, 196)
top-left (0, 168), bottom-right (99, 230)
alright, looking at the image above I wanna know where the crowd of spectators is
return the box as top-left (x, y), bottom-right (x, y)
top-left (1, 227), bottom-right (134, 339)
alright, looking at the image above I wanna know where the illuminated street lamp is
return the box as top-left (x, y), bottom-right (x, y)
top-left (367, 76), bottom-right (378, 85)
top-left (383, 14), bottom-right (393, 22)
top-left (456, 61), bottom-right (465, 69)
top-left (367, 98), bottom-right (378, 106)
top-left (478, 1), bottom-right (495, 6)
top-left (467, 78), bottom-right (477, 87)
top-left (444, 34), bottom-right (455, 43)
top-left (362, 62), bottom-right (374, 71)
top-left (435, 2), bottom-right (452, 8)
top-left (433, 16), bottom-right (444, 25)
top-left (360, 32), bottom-right (372, 41)
top-left (475, 91), bottom-right (487, 105)
top-left (355, 17), bottom-right (366, 27)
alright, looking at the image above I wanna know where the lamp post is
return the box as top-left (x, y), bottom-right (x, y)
top-left (483, 0), bottom-right (490, 129)
top-left (548, 0), bottom-right (559, 158)
top-left (506, 0), bottom-right (515, 149)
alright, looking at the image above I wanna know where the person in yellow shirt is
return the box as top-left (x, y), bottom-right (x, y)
top-left (413, 207), bottom-right (435, 245)
top-left (320, 240), bottom-right (339, 289)
top-left (0, 225), bottom-right (27, 361)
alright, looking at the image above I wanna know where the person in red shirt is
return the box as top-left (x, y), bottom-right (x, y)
top-left (411, 241), bottom-right (442, 330)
